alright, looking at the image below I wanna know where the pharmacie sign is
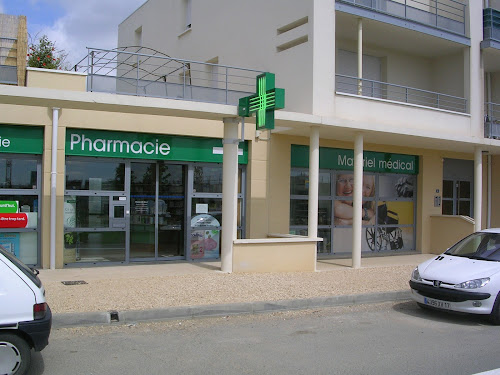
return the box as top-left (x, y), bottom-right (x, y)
top-left (0, 125), bottom-right (44, 154)
top-left (66, 129), bottom-right (248, 164)
top-left (291, 145), bottom-right (419, 174)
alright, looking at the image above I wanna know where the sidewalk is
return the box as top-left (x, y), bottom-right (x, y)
top-left (38, 253), bottom-right (434, 328)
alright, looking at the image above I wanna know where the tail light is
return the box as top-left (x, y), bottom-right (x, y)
top-left (34, 302), bottom-right (47, 320)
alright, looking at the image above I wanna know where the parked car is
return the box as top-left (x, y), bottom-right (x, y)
top-left (410, 228), bottom-right (500, 324)
top-left (0, 245), bottom-right (52, 375)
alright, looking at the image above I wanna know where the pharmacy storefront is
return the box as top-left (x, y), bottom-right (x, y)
top-left (64, 129), bottom-right (246, 265)
top-left (0, 125), bottom-right (43, 266)
top-left (290, 145), bottom-right (418, 255)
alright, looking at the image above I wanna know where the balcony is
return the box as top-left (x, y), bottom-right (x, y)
top-left (485, 102), bottom-right (500, 139)
top-left (336, 74), bottom-right (467, 113)
top-left (336, 0), bottom-right (467, 36)
top-left (483, 8), bottom-right (500, 49)
top-left (74, 47), bottom-right (263, 106)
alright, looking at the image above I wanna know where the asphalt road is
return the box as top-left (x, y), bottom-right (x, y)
top-left (30, 301), bottom-right (500, 375)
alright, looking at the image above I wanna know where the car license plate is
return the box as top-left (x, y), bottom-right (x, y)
top-left (424, 297), bottom-right (450, 309)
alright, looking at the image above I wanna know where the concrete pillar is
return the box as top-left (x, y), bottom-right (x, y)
top-left (468, 1), bottom-right (484, 138)
top-left (474, 147), bottom-right (482, 231)
top-left (221, 117), bottom-right (239, 273)
top-left (308, 126), bottom-right (320, 272)
top-left (352, 134), bottom-right (363, 269)
top-left (312, 0), bottom-right (336, 116)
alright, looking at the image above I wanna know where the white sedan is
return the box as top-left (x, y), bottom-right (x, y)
top-left (409, 228), bottom-right (500, 324)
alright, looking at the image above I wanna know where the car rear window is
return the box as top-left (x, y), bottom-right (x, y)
top-left (0, 245), bottom-right (42, 288)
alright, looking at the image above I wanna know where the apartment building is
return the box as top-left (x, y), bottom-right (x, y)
top-left (0, 0), bottom-right (499, 270)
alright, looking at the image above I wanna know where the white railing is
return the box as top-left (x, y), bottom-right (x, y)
top-left (337, 0), bottom-right (467, 35)
top-left (74, 47), bottom-right (264, 106)
top-left (336, 74), bottom-right (467, 113)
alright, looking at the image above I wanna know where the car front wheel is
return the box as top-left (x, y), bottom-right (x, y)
top-left (489, 293), bottom-right (500, 325)
top-left (0, 333), bottom-right (31, 375)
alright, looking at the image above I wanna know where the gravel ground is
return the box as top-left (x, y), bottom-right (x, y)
top-left (42, 265), bottom-right (415, 314)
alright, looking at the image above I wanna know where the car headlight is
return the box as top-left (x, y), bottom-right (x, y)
top-left (454, 278), bottom-right (490, 289)
top-left (411, 267), bottom-right (422, 281)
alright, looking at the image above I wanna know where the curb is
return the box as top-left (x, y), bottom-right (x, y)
top-left (52, 290), bottom-right (412, 328)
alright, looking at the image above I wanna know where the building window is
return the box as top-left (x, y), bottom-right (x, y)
top-left (290, 169), bottom-right (417, 255)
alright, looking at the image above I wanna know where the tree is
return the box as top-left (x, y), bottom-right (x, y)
top-left (27, 35), bottom-right (67, 70)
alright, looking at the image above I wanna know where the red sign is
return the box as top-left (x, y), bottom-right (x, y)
top-left (0, 213), bottom-right (28, 228)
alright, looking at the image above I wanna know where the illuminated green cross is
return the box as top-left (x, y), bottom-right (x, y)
top-left (238, 72), bottom-right (285, 130)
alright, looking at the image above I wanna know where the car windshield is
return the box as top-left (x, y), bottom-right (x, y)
top-left (445, 232), bottom-right (500, 261)
top-left (0, 244), bottom-right (42, 288)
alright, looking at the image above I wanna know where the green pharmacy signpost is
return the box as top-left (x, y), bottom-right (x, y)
top-left (238, 72), bottom-right (285, 130)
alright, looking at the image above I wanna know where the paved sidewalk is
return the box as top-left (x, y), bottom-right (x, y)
top-left (38, 253), bottom-right (434, 328)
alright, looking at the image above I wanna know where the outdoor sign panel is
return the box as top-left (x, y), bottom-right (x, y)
top-left (66, 129), bottom-right (248, 164)
top-left (0, 125), bottom-right (44, 154)
top-left (291, 145), bottom-right (419, 175)
top-left (238, 72), bottom-right (285, 130)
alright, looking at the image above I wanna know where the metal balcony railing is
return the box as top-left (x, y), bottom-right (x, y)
top-left (73, 47), bottom-right (264, 106)
top-left (337, 0), bottom-right (467, 35)
top-left (485, 102), bottom-right (500, 139)
top-left (336, 74), bottom-right (467, 113)
top-left (484, 8), bottom-right (500, 42)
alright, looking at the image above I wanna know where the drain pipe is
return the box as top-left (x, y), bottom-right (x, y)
top-left (488, 154), bottom-right (492, 228)
top-left (50, 108), bottom-right (60, 270)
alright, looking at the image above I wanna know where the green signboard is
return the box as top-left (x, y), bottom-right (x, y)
top-left (238, 72), bottom-right (285, 130)
top-left (291, 145), bottom-right (419, 175)
top-left (0, 125), bottom-right (44, 154)
top-left (0, 201), bottom-right (19, 213)
top-left (65, 129), bottom-right (248, 164)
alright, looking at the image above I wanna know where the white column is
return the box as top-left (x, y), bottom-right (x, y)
top-left (50, 107), bottom-right (60, 270)
top-left (221, 117), bottom-right (239, 273)
top-left (352, 134), bottom-right (363, 269)
top-left (474, 147), bottom-right (482, 232)
top-left (357, 18), bottom-right (363, 95)
top-left (312, 0), bottom-right (336, 116)
top-left (308, 126), bottom-right (320, 271)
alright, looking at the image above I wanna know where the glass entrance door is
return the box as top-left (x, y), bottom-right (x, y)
top-left (129, 162), bottom-right (186, 261)
top-left (130, 162), bottom-right (156, 259)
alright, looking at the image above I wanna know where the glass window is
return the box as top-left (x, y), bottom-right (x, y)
top-left (131, 162), bottom-right (156, 196)
top-left (0, 157), bottom-right (38, 189)
top-left (0, 195), bottom-right (38, 214)
top-left (290, 171), bottom-right (330, 196)
top-left (64, 231), bottom-right (125, 263)
top-left (191, 198), bottom-right (222, 225)
top-left (193, 165), bottom-right (222, 193)
top-left (66, 159), bottom-right (125, 191)
top-left (290, 170), bottom-right (308, 195)
top-left (64, 196), bottom-right (109, 228)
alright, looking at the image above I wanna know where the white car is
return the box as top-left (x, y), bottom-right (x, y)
top-left (0, 245), bottom-right (52, 375)
top-left (410, 228), bottom-right (500, 324)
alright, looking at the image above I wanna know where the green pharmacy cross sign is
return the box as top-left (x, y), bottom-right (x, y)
top-left (238, 72), bottom-right (285, 130)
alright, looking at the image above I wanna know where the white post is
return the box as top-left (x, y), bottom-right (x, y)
top-left (474, 147), bottom-right (482, 232)
top-left (221, 117), bottom-right (239, 273)
top-left (352, 134), bottom-right (363, 269)
top-left (357, 18), bottom-right (363, 95)
top-left (309, 126), bottom-right (320, 271)
top-left (50, 108), bottom-right (60, 270)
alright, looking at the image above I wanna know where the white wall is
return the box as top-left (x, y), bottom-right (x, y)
top-left (119, 0), bottom-right (318, 114)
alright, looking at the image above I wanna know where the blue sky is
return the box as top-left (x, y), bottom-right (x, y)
top-left (0, 0), bottom-right (146, 66)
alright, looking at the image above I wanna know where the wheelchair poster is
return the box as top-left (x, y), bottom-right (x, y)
top-left (333, 173), bottom-right (415, 253)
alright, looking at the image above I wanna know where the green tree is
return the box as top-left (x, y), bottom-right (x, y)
top-left (27, 35), bottom-right (67, 69)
